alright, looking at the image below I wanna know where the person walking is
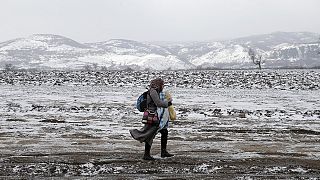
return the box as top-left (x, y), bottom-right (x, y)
top-left (130, 78), bottom-right (174, 160)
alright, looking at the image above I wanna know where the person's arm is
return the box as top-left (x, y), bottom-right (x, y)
top-left (149, 88), bottom-right (171, 108)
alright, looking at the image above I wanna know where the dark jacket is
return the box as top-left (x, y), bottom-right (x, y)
top-left (129, 88), bottom-right (170, 146)
top-left (147, 88), bottom-right (169, 112)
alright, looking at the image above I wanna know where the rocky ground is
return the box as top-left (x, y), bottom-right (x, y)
top-left (0, 70), bottom-right (320, 179)
top-left (0, 69), bottom-right (319, 90)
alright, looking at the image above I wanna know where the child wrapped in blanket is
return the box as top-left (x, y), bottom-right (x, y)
top-left (158, 91), bottom-right (176, 130)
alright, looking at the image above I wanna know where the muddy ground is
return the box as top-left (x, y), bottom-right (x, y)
top-left (0, 83), bottom-right (320, 179)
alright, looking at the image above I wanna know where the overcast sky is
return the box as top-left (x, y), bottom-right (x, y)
top-left (1, 0), bottom-right (319, 43)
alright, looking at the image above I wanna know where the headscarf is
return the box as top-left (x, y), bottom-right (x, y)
top-left (149, 78), bottom-right (164, 92)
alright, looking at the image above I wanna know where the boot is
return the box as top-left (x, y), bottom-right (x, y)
top-left (160, 129), bottom-right (174, 158)
top-left (161, 150), bottom-right (174, 158)
top-left (143, 143), bottom-right (155, 160)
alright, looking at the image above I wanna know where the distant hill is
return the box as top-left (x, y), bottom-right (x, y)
top-left (0, 32), bottom-right (319, 70)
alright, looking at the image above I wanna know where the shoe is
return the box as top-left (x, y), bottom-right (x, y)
top-left (143, 143), bottom-right (155, 160)
top-left (143, 154), bottom-right (155, 160)
top-left (161, 150), bottom-right (174, 158)
top-left (159, 129), bottom-right (174, 158)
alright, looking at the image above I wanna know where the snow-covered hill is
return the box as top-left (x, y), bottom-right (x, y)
top-left (0, 32), bottom-right (319, 70)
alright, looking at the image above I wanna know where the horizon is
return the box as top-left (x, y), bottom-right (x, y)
top-left (0, 31), bottom-right (319, 44)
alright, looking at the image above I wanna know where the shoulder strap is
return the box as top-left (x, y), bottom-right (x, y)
top-left (147, 90), bottom-right (155, 109)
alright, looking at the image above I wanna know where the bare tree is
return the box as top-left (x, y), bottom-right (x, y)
top-left (248, 48), bottom-right (263, 70)
top-left (92, 63), bottom-right (98, 71)
top-left (83, 65), bottom-right (91, 71)
top-left (123, 67), bottom-right (133, 72)
top-left (318, 36), bottom-right (320, 55)
top-left (101, 66), bottom-right (108, 71)
top-left (4, 63), bottom-right (15, 71)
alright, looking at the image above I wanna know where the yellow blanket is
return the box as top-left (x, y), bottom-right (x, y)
top-left (165, 91), bottom-right (177, 121)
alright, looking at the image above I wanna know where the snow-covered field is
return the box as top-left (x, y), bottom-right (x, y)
top-left (0, 69), bottom-right (320, 179)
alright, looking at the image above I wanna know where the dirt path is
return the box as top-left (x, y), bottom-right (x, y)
top-left (1, 138), bottom-right (320, 179)
top-left (1, 85), bottom-right (320, 179)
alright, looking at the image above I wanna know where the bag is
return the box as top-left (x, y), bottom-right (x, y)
top-left (136, 91), bottom-right (149, 112)
top-left (142, 110), bottom-right (159, 125)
